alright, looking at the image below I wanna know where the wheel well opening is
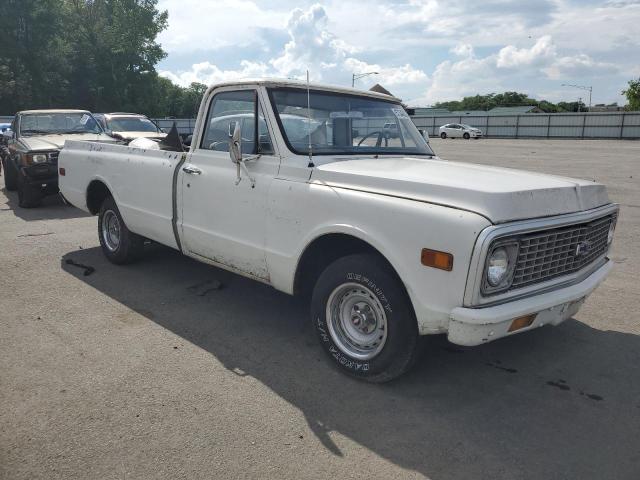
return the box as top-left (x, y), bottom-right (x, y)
top-left (86, 181), bottom-right (111, 215)
top-left (293, 233), bottom-right (396, 298)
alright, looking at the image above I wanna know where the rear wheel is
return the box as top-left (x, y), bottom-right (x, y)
top-left (98, 195), bottom-right (144, 264)
top-left (463, 132), bottom-right (470, 139)
top-left (311, 253), bottom-right (420, 383)
top-left (440, 132), bottom-right (447, 139)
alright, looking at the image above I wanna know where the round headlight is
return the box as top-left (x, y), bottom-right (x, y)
top-left (31, 154), bottom-right (48, 164)
top-left (487, 247), bottom-right (509, 287)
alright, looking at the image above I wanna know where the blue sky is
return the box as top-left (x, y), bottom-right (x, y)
top-left (156, 0), bottom-right (640, 106)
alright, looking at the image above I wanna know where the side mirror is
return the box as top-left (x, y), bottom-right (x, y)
top-left (419, 129), bottom-right (429, 143)
top-left (229, 122), bottom-right (242, 164)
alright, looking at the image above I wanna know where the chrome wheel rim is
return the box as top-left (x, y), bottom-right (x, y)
top-left (102, 210), bottom-right (121, 252)
top-left (326, 282), bottom-right (388, 360)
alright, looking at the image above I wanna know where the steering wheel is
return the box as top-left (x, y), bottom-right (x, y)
top-left (357, 130), bottom-right (388, 147)
top-left (209, 137), bottom-right (253, 151)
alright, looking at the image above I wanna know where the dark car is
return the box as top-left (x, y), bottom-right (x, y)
top-left (93, 112), bottom-right (166, 141)
top-left (2, 110), bottom-right (115, 207)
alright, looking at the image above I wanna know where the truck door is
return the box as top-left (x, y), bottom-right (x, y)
top-left (178, 88), bottom-right (279, 281)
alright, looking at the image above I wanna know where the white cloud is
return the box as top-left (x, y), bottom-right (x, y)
top-left (418, 54), bottom-right (498, 104)
top-left (496, 36), bottom-right (556, 68)
top-left (157, 1), bottom-right (639, 105)
top-left (159, 60), bottom-right (269, 86)
top-left (544, 54), bottom-right (617, 80)
top-left (161, 3), bottom-right (428, 91)
top-left (451, 44), bottom-right (474, 58)
top-left (157, 0), bottom-right (286, 52)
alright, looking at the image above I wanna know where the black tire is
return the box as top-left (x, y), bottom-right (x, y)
top-left (98, 195), bottom-right (144, 264)
top-left (17, 175), bottom-right (43, 208)
top-left (311, 253), bottom-right (420, 383)
top-left (440, 132), bottom-right (447, 139)
top-left (463, 132), bottom-right (470, 140)
top-left (3, 158), bottom-right (17, 191)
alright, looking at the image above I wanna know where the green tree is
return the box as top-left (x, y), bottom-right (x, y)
top-left (0, 0), bottom-right (71, 113)
top-left (622, 78), bottom-right (640, 111)
top-left (179, 82), bottom-right (207, 117)
top-left (64, 0), bottom-right (168, 112)
top-left (0, 0), bottom-right (179, 116)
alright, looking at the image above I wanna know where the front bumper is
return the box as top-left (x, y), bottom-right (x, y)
top-left (20, 163), bottom-right (58, 185)
top-left (447, 259), bottom-right (612, 346)
top-left (20, 164), bottom-right (58, 191)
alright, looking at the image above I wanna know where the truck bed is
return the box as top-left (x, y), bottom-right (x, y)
top-left (59, 140), bottom-right (184, 250)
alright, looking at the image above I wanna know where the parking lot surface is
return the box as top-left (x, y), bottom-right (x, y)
top-left (1, 138), bottom-right (639, 480)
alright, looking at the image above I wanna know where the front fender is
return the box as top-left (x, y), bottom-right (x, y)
top-left (265, 180), bottom-right (491, 333)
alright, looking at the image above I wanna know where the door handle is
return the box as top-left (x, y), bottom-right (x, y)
top-left (182, 165), bottom-right (202, 175)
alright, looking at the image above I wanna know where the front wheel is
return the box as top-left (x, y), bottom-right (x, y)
top-left (3, 158), bottom-right (17, 191)
top-left (17, 175), bottom-right (43, 208)
top-left (440, 132), bottom-right (447, 139)
top-left (98, 196), bottom-right (144, 264)
top-left (463, 132), bottom-right (470, 139)
top-left (311, 254), bottom-right (420, 383)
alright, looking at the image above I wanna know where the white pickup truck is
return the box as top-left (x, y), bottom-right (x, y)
top-left (59, 79), bottom-right (618, 382)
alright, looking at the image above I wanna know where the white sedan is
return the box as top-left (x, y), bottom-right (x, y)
top-left (439, 123), bottom-right (483, 139)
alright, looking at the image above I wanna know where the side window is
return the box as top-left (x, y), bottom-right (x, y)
top-left (201, 90), bottom-right (255, 152)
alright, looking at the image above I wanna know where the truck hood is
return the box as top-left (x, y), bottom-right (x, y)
top-left (113, 131), bottom-right (167, 141)
top-left (311, 157), bottom-right (610, 223)
top-left (20, 133), bottom-right (117, 151)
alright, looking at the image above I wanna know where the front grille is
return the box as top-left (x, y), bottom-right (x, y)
top-left (48, 151), bottom-right (59, 164)
top-left (508, 214), bottom-right (614, 290)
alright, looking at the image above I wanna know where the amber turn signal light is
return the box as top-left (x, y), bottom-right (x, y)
top-left (421, 248), bottom-right (454, 271)
top-left (508, 314), bottom-right (536, 332)
top-left (59, 167), bottom-right (66, 176)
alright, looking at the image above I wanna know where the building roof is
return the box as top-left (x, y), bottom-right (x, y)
top-left (410, 107), bottom-right (452, 116)
top-left (451, 110), bottom-right (489, 116)
top-left (369, 83), bottom-right (393, 96)
top-left (488, 105), bottom-right (542, 114)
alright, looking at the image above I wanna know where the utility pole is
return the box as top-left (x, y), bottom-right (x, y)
top-left (561, 83), bottom-right (593, 110)
top-left (352, 72), bottom-right (379, 88)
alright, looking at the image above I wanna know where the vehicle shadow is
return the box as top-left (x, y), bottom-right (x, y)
top-left (1, 187), bottom-right (90, 221)
top-left (61, 245), bottom-right (640, 480)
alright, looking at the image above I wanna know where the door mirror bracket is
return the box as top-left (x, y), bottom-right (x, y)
top-left (229, 122), bottom-right (257, 188)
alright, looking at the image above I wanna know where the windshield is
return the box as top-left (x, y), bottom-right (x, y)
top-left (107, 116), bottom-right (160, 133)
top-left (19, 112), bottom-right (102, 136)
top-left (269, 88), bottom-right (434, 156)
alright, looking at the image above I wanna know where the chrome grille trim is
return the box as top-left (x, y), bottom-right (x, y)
top-left (509, 214), bottom-right (614, 290)
top-left (48, 151), bottom-right (59, 164)
top-left (463, 204), bottom-right (619, 308)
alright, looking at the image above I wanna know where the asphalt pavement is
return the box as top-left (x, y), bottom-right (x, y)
top-left (1, 138), bottom-right (639, 479)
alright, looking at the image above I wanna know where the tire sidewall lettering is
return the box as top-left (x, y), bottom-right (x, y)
top-left (346, 272), bottom-right (393, 313)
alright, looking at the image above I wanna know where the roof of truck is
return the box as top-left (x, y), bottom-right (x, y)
top-left (208, 78), bottom-right (402, 102)
top-left (18, 109), bottom-right (91, 115)
top-left (98, 112), bottom-right (148, 117)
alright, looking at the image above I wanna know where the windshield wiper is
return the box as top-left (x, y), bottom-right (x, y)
top-left (21, 129), bottom-right (52, 135)
top-left (56, 129), bottom-right (98, 135)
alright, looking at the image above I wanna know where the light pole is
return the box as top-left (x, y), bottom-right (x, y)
top-left (561, 83), bottom-right (593, 110)
top-left (352, 71), bottom-right (379, 88)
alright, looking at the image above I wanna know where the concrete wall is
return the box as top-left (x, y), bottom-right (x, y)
top-left (411, 112), bottom-right (640, 139)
